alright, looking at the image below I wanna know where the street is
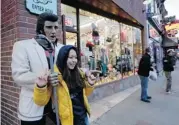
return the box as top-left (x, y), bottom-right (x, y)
top-left (91, 62), bottom-right (179, 125)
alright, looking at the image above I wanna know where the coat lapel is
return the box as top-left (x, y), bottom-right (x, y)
top-left (32, 38), bottom-right (48, 69)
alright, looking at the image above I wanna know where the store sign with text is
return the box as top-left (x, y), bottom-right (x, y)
top-left (26, 0), bottom-right (57, 15)
top-left (149, 27), bottom-right (162, 43)
top-left (149, 24), bottom-right (161, 42)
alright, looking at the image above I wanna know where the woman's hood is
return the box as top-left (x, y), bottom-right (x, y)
top-left (56, 45), bottom-right (77, 71)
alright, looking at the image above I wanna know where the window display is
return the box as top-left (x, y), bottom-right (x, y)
top-left (79, 10), bottom-right (122, 85)
top-left (61, 5), bottom-right (143, 85)
top-left (120, 24), bottom-right (134, 78)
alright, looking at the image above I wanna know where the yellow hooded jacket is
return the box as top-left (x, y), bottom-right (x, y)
top-left (33, 65), bottom-right (94, 125)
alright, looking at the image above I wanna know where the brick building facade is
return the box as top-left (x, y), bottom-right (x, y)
top-left (1, 0), bottom-right (147, 125)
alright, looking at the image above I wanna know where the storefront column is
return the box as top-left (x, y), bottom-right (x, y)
top-left (142, 28), bottom-right (146, 54)
top-left (76, 7), bottom-right (81, 66)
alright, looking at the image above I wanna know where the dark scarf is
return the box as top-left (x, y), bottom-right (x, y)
top-left (35, 34), bottom-right (54, 52)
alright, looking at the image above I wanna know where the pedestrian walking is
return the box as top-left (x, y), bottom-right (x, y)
top-left (138, 48), bottom-right (153, 103)
top-left (34, 45), bottom-right (100, 125)
top-left (11, 12), bottom-right (63, 125)
top-left (163, 49), bottom-right (174, 93)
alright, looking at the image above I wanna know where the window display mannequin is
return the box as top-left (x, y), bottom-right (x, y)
top-left (108, 49), bottom-right (116, 66)
top-left (91, 23), bottom-right (100, 45)
top-left (106, 36), bottom-right (116, 66)
top-left (115, 57), bottom-right (122, 72)
top-left (121, 46), bottom-right (133, 76)
top-left (100, 48), bottom-right (109, 76)
top-left (89, 54), bottom-right (95, 70)
top-left (88, 45), bottom-right (101, 70)
top-left (88, 23), bottom-right (101, 70)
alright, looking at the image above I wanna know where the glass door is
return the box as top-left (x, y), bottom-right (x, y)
top-left (61, 4), bottom-right (78, 45)
top-left (61, 4), bottom-right (81, 65)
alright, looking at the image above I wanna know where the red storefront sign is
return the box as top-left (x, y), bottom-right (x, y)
top-left (65, 17), bottom-right (73, 27)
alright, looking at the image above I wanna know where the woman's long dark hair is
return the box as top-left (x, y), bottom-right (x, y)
top-left (57, 48), bottom-right (86, 89)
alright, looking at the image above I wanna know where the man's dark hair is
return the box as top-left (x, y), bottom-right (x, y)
top-left (36, 12), bottom-right (58, 34)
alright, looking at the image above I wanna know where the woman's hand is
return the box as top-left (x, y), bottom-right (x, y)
top-left (35, 69), bottom-right (50, 88)
top-left (86, 70), bottom-right (101, 86)
top-left (48, 72), bottom-right (59, 86)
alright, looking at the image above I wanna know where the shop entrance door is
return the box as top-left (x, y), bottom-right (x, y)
top-left (61, 13), bottom-right (81, 65)
top-left (62, 15), bottom-right (78, 46)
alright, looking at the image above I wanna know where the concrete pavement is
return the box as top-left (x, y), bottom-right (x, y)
top-left (90, 62), bottom-right (179, 125)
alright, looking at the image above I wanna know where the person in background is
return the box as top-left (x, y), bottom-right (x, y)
top-left (163, 49), bottom-right (174, 94)
top-left (138, 48), bottom-right (153, 103)
top-left (11, 12), bottom-right (63, 125)
top-left (33, 45), bottom-right (100, 125)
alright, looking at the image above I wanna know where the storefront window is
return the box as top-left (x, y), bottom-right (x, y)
top-left (61, 5), bottom-right (142, 85)
top-left (79, 9), bottom-right (122, 85)
top-left (133, 28), bottom-right (142, 73)
top-left (66, 32), bottom-right (77, 46)
top-left (120, 24), bottom-right (134, 78)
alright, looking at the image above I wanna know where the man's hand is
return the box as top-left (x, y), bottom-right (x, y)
top-left (35, 69), bottom-right (50, 88)
top-left (86, 70), bottom-right (101, 86)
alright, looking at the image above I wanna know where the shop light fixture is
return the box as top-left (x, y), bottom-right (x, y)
top-left (80, 23), bottom-right (91, 28)
top-left (152, 13), bottom-right (161, 18)
top-left (80, 18), bottom-right (104, 28)
top-left (89, 16), bottom-right (93, 19)
top-left (143, 0), bottom-right (152, 5)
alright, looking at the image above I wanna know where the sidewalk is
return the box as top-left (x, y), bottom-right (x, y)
top-left (90, 62), bottom-right (179, 125)
top-left (89, 83), bottom-right (140, 123)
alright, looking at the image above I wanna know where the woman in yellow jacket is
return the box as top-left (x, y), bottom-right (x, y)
top-left (33, 45), bottom-right (100, 125)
